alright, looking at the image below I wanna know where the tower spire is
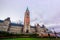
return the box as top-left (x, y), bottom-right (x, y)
top-left (26, 7), bottom-right (29, 12)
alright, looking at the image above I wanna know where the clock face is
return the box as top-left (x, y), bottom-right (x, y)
top-left (27, 13), bottom-right (29, 15)
top-left (25, 13), bottom-right (29, 16)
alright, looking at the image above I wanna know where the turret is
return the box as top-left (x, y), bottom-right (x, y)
top-left (3, 17), bottom-right (11, 32)
top-left (3, 17), bottom-right (11, 26)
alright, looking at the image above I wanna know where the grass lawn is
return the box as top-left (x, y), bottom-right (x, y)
top-left (0, 38), bottom-right (60, 40)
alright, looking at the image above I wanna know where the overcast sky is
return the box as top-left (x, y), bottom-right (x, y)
top-left (0, 0), bottom-right (60, 32)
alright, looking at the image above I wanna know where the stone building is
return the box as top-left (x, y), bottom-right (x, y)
top-left (0, 8), bottom-right (48, 36)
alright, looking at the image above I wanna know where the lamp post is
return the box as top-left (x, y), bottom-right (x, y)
top-left (47, 29), bottom-right (51, 40)
top-left (52, 28), bottom-right (57, 40)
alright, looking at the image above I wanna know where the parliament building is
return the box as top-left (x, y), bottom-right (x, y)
top-left (0, 8), bottom-right (50, 37)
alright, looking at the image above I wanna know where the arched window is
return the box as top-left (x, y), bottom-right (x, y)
top-left (26, 30), bottom-right (29, 33)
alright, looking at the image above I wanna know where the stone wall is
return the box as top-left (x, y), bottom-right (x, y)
top-left (0, 26), bottom-right (8, 31)
top-left (0, 20), bottom-right (9, 32)
top-left (30, 28), bottom-right (35, 33)
top-left (9, 26), bottom-right (22, 34)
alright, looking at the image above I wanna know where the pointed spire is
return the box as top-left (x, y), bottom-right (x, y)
top-left (26, 7), bottom-right (29, 11)
top-left (25, 7), bottom-right (30, 15)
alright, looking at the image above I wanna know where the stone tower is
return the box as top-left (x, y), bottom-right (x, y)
top-left (3, 17), bottom-right (11, 31)
top-left (23, 7), bottom-right (30, 33)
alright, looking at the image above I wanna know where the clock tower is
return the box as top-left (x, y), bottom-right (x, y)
top-left (23, 7), bottom-right (30, 33)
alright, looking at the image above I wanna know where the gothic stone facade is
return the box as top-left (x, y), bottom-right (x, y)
top-left (0, 18), bottom-right (47, 34)
top-left (0, 8), bottom-right (48, 37)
